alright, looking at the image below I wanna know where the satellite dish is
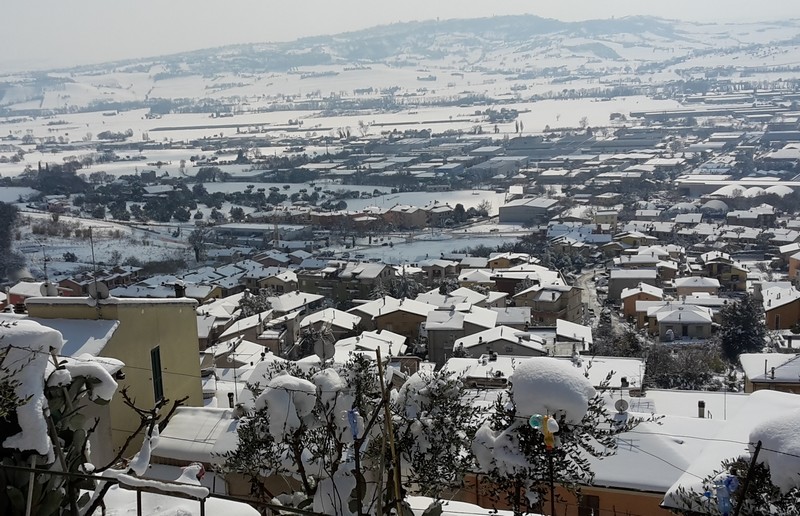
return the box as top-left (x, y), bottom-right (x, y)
top-left (615, 399), bottom-right (629, 414)
top-left (40, 282), bottom-right (59, 297)
top-left (87, 282), bottom-right (110, 300)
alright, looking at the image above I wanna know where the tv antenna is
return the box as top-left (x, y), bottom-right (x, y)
top-left (87, 227), bottom-right (109, 300)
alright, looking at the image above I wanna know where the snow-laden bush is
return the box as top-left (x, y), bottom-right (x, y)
top-left (471, 356), bottom-right (641, 515)
top-left (222, 354), bottom-right (479, 515)
top-left (0, 320), bottom-right (124, 516)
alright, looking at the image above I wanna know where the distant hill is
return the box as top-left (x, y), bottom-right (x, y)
top-left (54, 15), bottom-right (800, 75)
top-left (3, 14), bottom-right (800, 113)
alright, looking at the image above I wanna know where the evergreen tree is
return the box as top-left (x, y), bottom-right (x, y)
top-left (718, 294), bottom-right (766, 362)
top-left (0, 202), bottom-right (25, 281)
top-left (236, 288), bottom-right (273, 319)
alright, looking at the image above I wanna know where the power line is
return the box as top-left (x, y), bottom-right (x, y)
top-left (6, 325), bottom-right (800, 500)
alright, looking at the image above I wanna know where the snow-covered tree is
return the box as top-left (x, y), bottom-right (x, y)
top-left (222, 357), bottom-right (380, 514)
top-left (236, 288), bottom-right (274, 320)
top-left (393, 370), bottom-right (480, 498)
top-left (0, 320), bottom-right (188, 516)
top-left (222, 355), bottom-right (479, 515)
top-left (0, 320), bottom-right (122, 515)
top-left (471, 358), bottom-right (642, 515)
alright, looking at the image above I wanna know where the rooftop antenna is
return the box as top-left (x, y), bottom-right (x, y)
top-left (40, 244), bottom-right (49, 284)
top-left (86, 227), bottom-right (109, 301)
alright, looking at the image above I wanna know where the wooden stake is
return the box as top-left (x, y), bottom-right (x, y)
top-left (733, 440), bottom-right (762, 516)
top-left (376, 349), bottom-right (403, 516)
top-left (24, 455), bottom-right (36, 516)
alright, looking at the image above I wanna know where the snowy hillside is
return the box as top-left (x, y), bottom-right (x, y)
top-left (2, 15), bottom-right (800, 113)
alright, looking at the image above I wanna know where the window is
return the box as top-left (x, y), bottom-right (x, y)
top-left (578, 494), bottom-right (600, 516)
top-left (775, 314), bottom-right (781, 328)
top-left (150, 346), bottom-right (164, 402)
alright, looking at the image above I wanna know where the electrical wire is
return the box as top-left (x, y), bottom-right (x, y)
top-left (5, 324), bottom-right (800, 507)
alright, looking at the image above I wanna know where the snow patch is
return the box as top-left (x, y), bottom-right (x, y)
top-left (509, 357), bottom-right (596, 423)
top-left (254, 373), bottom-right (317, 439)
top-left (750, 408), bottom-right (800, 493)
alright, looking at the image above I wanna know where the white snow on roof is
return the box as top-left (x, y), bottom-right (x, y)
top-left (638, 389), bottom-right (749, 420)
top-left (408, 496), bottom-right (518, 516)
top-left (425, 305), bottom-right (498, 332)
top-left (300, 307), bottom-right (361, 330)
top-left (335, 329), bottom-right (407, 356)
top-left (590, 415), bottom-right (723, 493)
top-left (674, 276), bottom-right (720, 289)
top-left (218, 309), bottom-right (272, 339)
top-left (350, 296), bottom-right (436, 319)
top-left (556, 319), bottom-right (593, 346)
top-left (0, 316), bottom-right (119, 357)
top-left (739, 353), bottom-right (797, 381)
top-left (621, 282), bottom-right (664, 300)
top-left (762, 285), bottom-right (800, 311)
top-left (268, 291), bottom-right (324, 313)
top-left (664, 390), bottom-right (800, 511)
top-left (8, 281), bottom-right (45, 298)
top-left (455, 325), bottom-right (544, 351)
top-left (154, 407), bottom-right (237, 464)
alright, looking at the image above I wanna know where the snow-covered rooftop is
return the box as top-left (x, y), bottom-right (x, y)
top-left (0, 315), bottom-right (118, 357)
top-left (663, 390), bottom-right (800, 511)
top-left (154, 407), bottom-right (237, 464)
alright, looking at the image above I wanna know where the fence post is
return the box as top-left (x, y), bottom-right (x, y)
top-left (24, 455), bottom-right (36, 516)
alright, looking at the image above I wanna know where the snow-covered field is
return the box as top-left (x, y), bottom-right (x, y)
top-left (15, 211), bottom-right (190, 279)
top-left (0, 94), bottom-right (681, 180)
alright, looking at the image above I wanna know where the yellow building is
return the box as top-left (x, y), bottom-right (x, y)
top-left (25, 296), bottom-right (203, 459)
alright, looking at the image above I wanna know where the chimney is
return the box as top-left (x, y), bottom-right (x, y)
top-left (174, 281), bottom-right (186, 298)
top-left (698, 400), bottom-right (705, 419)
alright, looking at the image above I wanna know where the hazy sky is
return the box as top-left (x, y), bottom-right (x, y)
top-left (2, 0), bottom-right (799, 72)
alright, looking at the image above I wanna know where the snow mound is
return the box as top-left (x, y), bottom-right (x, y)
top-left (395, 371), bottom-right (431, 419)
top-left (509, 357), bottom-right (596, 423)
top-left (1, 320), bottom-right (63, 456)
top-left (313, 460), bottom-right (357, 516)
top-left (47, 356), bottom-right (119, 401)
top-left (750, 408), bottom-right (800, 493)
top-left (254, 373), bottom-right (317, 439)
top-left (311, 368), bottom-right (346, 407)
top-left (129, 425), bottom-right (159, 476)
